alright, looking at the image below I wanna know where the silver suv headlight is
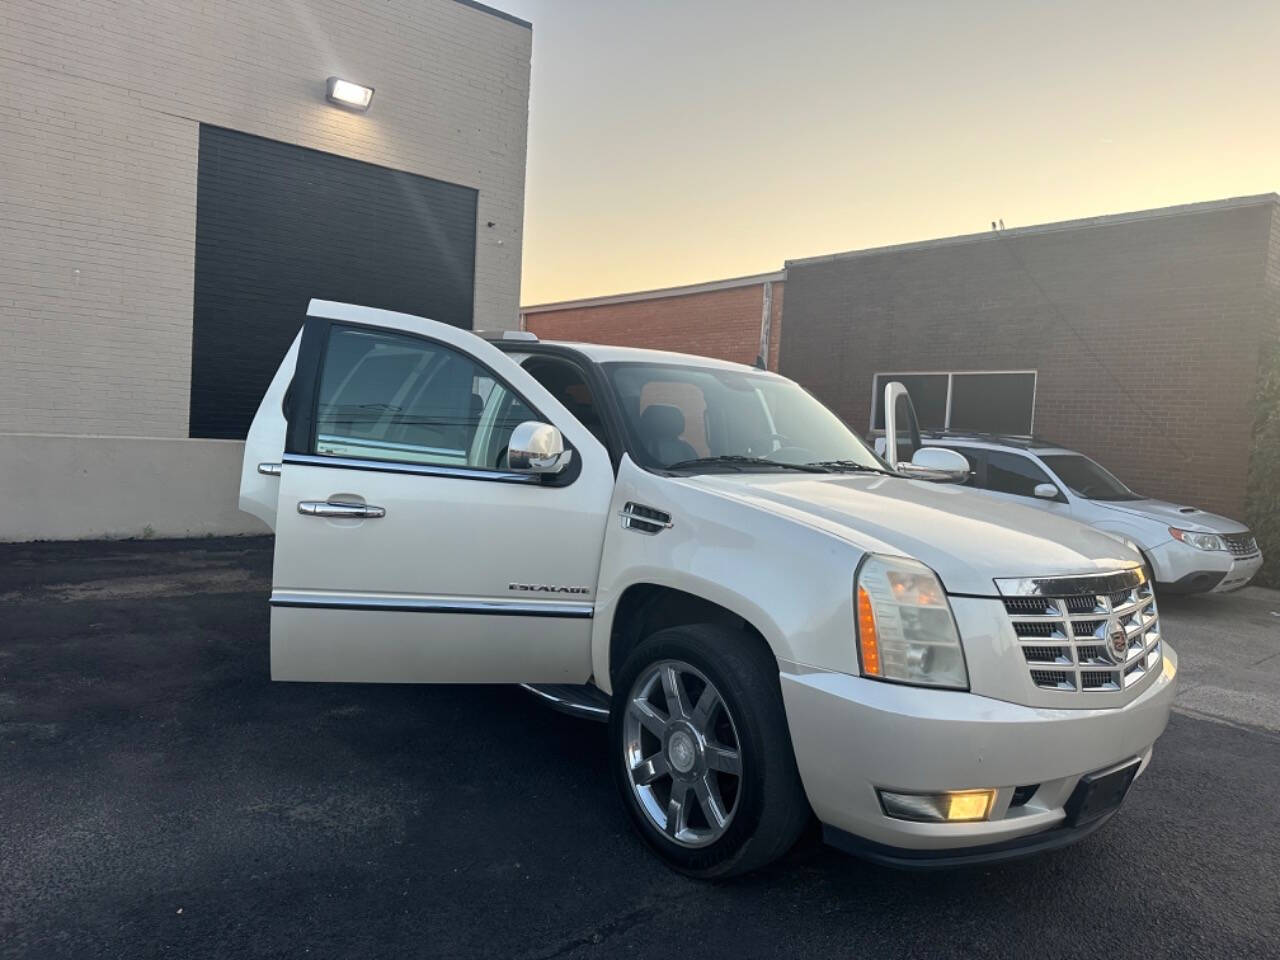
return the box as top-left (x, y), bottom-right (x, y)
top-left (1169, 527), bottom-right (1225, 552)
top-left (855, 555), bottom-right (968, 689)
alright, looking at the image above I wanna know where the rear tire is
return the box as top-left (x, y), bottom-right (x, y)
top-left (610, 623), bottom-right (810, 878)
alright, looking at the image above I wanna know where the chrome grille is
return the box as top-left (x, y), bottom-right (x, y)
top-left (999, 570), bottom-right (1161, 694)
top-left (1222, 532), bottom-right (1259, 558)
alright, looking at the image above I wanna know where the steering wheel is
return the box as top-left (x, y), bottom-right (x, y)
top-left (771, 445), bottom-right (819, 463)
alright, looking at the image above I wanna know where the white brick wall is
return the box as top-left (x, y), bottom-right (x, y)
top-left (0, 0), bottom-right (531, 438)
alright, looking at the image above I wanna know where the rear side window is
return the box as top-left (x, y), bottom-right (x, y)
top-left (984, 450), bottom-right (1053, 497)
top-left (313, 325), bottom-right (534, 470)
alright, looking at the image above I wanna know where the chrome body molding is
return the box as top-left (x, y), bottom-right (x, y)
top-left (269, 591), bottom-right (594, 619)
top-left (281, 452), bottom-right (540, 484)
top-left (994, 566), bottom-right (1145, 598)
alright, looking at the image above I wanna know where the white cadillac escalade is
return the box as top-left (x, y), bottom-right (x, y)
top-left (240, 300), bottom-right (1177, 877)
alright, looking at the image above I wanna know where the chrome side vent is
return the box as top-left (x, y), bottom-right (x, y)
top-left (619, 502), bottom-right (672, 535)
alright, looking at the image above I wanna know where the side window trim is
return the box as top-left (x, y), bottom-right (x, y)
top-left (285, 317), bottom-right (578, 486)
top-left (280, 451), bottom-right (541, 484)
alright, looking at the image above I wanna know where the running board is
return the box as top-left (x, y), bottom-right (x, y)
top-left (521, 683), bottom-right (611, 722)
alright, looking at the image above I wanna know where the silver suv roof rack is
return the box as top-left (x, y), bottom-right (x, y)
top-left (475, 329), bottom-right (538, 342)
top-left (921, 429), bottom-right (1053, 449)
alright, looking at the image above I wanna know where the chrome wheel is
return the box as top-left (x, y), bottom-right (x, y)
top-left (622, 659), bottom-right (743, 848)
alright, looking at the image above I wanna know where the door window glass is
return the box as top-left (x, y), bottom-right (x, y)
top-left (313, 325), bottom-right (534, 469)
top-left (891, 390), bottom-right (919, 462)
top-left (984, 451), bottom-right (1053, 497)
top-left (1039, 454), bottom-right (1139, 501)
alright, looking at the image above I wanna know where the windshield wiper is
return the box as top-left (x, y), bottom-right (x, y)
top-left (664, 455), bottom-right (831, 473)
top-left (806, 460), bottom-right (895, 476)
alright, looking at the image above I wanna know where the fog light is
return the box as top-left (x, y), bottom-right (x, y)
top-left (879, 788), bottom-right (996, 823)
top-left (326, 77), bottom-right (375, 111)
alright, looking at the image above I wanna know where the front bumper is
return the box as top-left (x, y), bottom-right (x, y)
top-left (1149, 539), bottom-right (1263, 593)
top-left (779, 646), bottom-right (1177, 861)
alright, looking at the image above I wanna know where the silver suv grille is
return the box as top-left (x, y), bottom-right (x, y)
top-left (1222, 532), bottom-right (1259, 558)
top-left (998, 569), bottom-right (1161, 694)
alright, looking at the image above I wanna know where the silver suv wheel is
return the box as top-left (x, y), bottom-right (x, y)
top-left (622, 659), bottom-right (743, 848)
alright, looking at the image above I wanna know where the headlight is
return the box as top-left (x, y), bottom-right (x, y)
top-left (856, 555), bottom-right (968, 689)
top-left (1169, 527), bottom-right (1225, 552)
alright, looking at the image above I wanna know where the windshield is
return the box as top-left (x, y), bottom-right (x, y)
top-left (1040, 454), bottom-right (1141, 501)
top-left (604, 362), bottom-right (884, 472)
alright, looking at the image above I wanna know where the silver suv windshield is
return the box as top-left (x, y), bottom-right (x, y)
top-left (1040, 453), bottom-right (1141, 501)
top-left (603, 361), bottom-right (886, 473)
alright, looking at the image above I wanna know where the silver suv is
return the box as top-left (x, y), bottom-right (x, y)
top-left (918, 433), bottom-right (1262, 594)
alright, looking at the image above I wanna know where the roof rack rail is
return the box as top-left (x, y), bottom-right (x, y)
top-left (475, 329), bottom-right (538, 342)
top-left (920, 429), bottom-right (1057, 448)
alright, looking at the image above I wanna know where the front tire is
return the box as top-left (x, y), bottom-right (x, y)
top-left (610, 624), bottom-right (810, 878)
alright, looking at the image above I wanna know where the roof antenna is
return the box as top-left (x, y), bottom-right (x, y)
top-left (754, 354), bottom-right (767, 370)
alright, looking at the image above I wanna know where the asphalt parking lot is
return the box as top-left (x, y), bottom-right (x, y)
top-left (3, 537), bottom-right (1279, 959)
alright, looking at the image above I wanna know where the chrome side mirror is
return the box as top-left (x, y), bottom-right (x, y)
top-left (507, 421), bottom-right (573, 475)
top-left (1034, 482), bottom-right (1061, 500)
top-left (898, 446), bottom-right (971, 483)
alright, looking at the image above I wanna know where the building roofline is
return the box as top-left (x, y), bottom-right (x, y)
top-left (450, 0), bottom-right (531, 29)
top-left (785, 193), bottom-right (1280, 269)
top-left (520, 270), bottom-right (786, 315)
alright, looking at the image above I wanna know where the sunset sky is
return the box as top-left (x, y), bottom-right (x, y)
top-left (497, 0), bottom-right (1279, 306)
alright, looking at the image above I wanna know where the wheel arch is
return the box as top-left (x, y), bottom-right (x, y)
top-left (595, 580), bottom-right (781, 695)
top-left (1092, 518), bottom-right (1164, 580)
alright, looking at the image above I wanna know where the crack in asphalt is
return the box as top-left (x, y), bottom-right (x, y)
top-left (518, 897), bottom-right (680, 960)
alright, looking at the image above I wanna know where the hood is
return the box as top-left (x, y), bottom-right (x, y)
top-left (686, 473), bottom-right (1139, 597)
top-left (1095, 498), bottom-right (1249, 534)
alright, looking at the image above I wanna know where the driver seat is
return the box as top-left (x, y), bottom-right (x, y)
top-left (639, 404), bottom-right (697, 464)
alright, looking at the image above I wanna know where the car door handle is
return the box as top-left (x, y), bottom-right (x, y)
top-left (297, 500), bottom-right (386, 519)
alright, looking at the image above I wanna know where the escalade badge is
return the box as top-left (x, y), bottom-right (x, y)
top-left (509, 583), bottom-right (591, 595)
top-left (1107, 617), bottom-right (1129, 663)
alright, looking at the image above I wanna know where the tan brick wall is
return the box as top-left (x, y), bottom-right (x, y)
top-left (781, 199), bottom-right (1279, 520)
top-left (524, 280), bottom-right (785, 370)
top-left (0, 0), bottom-right (531, 438)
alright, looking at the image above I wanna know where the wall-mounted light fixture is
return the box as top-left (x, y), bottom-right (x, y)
top-left (325, 77), bottom-right (374, 111)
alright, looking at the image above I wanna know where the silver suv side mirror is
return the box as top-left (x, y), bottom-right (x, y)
top-left (898, 446), bottom-right (971, 483)
top-left (1034, 482), bottom-right (1061, 500)
top-left (507, 421), bottom-right (573, 475)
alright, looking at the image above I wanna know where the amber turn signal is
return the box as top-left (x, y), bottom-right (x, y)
top-left (857, 584), bottom-right (881, 676)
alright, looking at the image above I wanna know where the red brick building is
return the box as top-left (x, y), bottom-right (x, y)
top-left (521, 271), bottom-right (785, 370)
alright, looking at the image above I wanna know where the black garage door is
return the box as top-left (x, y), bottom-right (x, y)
top-left (190, 125), bottom-right (478, 439)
